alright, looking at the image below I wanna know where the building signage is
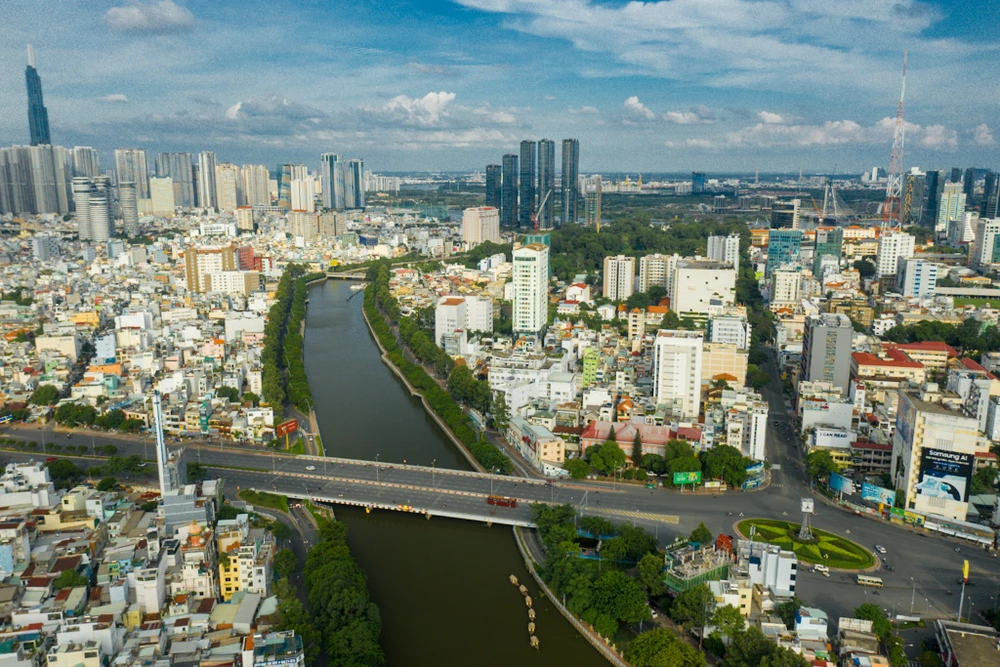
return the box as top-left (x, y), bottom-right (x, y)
top-left (673, 471), bottom-right (702, 485)
top-left (275, 419), bottom-right (299, 438)
top-left (829, 472), bottom-right (854, 495)
top-left (916, 448), bottom-right (973, 503)
top-left (861, 482), bottom-right (895, 506)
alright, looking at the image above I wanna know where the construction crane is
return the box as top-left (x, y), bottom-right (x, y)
top-left (532, 189), bottom-right (553, 231)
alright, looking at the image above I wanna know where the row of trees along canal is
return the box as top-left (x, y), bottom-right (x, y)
top-left (261, 264), bottom-right (326, 412)
top-left (364, 260), bottom-right (514, 473)
top-left (274, 518), bottom-right (385, 667)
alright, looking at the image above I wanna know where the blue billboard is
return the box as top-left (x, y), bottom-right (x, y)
top-left (829, 472), bottom-right (855, 495)
top-left (861, 482), bottom-right (894, 506)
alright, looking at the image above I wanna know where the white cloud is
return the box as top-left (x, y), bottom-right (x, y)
top-left (623, 96), bottom-right (655, 120)
top-left (544, 95), bottom-right (557, 101)
top-left (919, 124), bottom-right (958, 150)
top-left (973, 123), bottom-right (995, 146)
top-left (104, 1), bottom-right (195, 33)
top-left (569, 105), bottom-right (599, 114)
top-left (664, 105), bottom-right (716, 124)
top-left (96, 94), bottom-right (129, 103)
top-left (758, 110), bottom-right (786, 124)
top-left (374, 91), bottom-right (457, 127)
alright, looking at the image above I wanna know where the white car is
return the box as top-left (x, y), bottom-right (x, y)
top-left (875, 545), bottom-right (887, 554)
top-left (305, 465), bottom-right (316, 471)
top-left (814, 564), bottom-right (829, 573)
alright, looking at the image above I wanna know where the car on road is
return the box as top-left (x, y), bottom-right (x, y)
top-left (875, 545), bottom-right (887, 554)
top-left (814, 564), bottom-right (829, 573)
top-left (305, 465), bottom-right (316, 471)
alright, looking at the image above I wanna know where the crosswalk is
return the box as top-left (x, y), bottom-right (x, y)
top-left (592, 508), bottom-right (680, 524)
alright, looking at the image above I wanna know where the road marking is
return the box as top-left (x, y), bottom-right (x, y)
top-left (592, 508), bottom-right (680, 524)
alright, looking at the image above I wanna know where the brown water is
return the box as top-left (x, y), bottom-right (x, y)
top-left (304, 279), bottom-right (607, 666)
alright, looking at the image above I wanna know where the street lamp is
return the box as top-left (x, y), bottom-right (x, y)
top-left (490, 467), bottom-right (497, 495)
top-left (910, 577), bottom-right (915, 615)
top-left (431, 459), bottom-right (436, 490)
top-left (375, 454), bottom-right (380, 483)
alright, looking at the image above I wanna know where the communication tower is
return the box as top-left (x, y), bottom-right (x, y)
top-left (882, 51), bottom-right (908, 230)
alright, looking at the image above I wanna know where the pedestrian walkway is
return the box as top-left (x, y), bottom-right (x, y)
top-left (592, 508), bottom-right (680, 524)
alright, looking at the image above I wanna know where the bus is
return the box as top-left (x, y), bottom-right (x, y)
top-left (486, 495), bottom-right (518, 508)
top-left (857, 575), bottom-right (883, 588)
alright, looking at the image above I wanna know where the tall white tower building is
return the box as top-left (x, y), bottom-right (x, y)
top-left (876, 231), bottom-right (915, 280)
top-left (653, 330), bottom-right (704, 420)
top-left (462, 206), bottom-right (501, 246)
top-left (513, 243), bottom-right (549, 335)
top-left (603, 255), bottom-right (636, 301)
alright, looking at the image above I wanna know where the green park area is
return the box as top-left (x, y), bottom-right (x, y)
top-left (736, 519), bottom-right (875, 570)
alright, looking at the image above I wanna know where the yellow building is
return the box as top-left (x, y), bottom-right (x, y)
top-left (702, 343), bottom-right (748, 387)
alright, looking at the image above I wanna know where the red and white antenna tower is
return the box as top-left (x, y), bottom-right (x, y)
top-left (882, 51), bottom-right (907, 231)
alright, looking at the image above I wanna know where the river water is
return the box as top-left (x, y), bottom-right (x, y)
top-left (304, 279), bottom-right (607, 666)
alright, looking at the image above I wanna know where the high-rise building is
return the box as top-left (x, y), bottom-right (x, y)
top-left (962, 167), bottom-right (976, 201)
top-left (922, 170), bottom-right (945, 228)
top-left (800, 313), bottom-right (853, 393)
top-left (0, 145), bottom-right (72, 215)
top-left (653, 330), bottom-right (704, 420)
top-left (118, 182), bottom-right (139, 236)
top-left (896, 258), bottom-right (938, 299)
top-left (435, 295), bottom-right (494, 346)
top-left (771, 269), bottom-right (800, 304)
top-left (691, 172), bottom-right (707, 194)
top-left (485, 164), bottom-right (502, 209)
top-left (70, 147), bottom-right (100, 178)
top-left (240, 165), bottom-right (271, 206)
top-left (812, 228), bottom-right (843, 275)
top-left (983, 172), bottom-right (999, 218)
top-left (949, 167), bottom-right (962, 183)
top-left (584, 176), bottom-right (602, 229)
top-left (214, 163), bottom-right (240, 212)
top-left (320, 153), bottom-right (344, 209)
top-left (876, 231), bottom-right (915, 279)
top-left (290, 177), bottom-right (315, 212)
top-left (771, 199), bottom-right (800, 229)
top-left (148, 176), bottom-right (175, 217)
top-left (903, 171), bottom-right (926, 224)
top-left (969, 217), bottom-right (1000, 270)
top-left (537, 139), bottom-right (555, 229)
top-left (707, 232), bottom-right (740, 269)
top-left (184, 246), bottom-right (236, 293)
top-left (561, 139), bottom-right (580, 225)
top-left (197, 152), bottom-right (218, 209)
top-left (519, 140), bottom-right (536, 227)
top-left (638, 253), bottom-right (676, 293)
top-left (462, 206), bottom-right (501, 246)
top-left (512, 243), bottom-right (549, 334)
top-left (670, 259), bottom-right (737, 318)
top-left (25, 45), bottom-right (51, 146)
top-left (277, 164), bottom-right (307, 211)
top-left (155, 152), bottom-right (195, 208)
top-left (766, 230), bottom-right (802, 276)
top-left (500, 154), bottom-right (518, 228)
top-left (602, 255), bottom-right (636, 302)
top-left (892, 390), bottom-right (979, 522)
top-left (72, 176), bottom-right (111, 241)
top-left (346, 159), bottom-right (365, 209)
top-left (935, 183), bottom-right (966, 234)
top-left (32, 235), bottom-right (60, 262)
top-left (113, 149), bottom-right (149, 199)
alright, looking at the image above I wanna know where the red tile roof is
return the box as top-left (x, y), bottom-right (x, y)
top-left (852, 349), bottom-right (923, 369)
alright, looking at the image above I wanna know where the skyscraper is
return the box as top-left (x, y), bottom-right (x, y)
top-left (984, 172), bottom-right (1000, 219)
top-left (277, 164), bottom-right (308, 210)
top-left (155, 152), bottom-right (195, 208)
top-left (512, 243), bottom-right (549, 334)
top-left (519, 140), bottom-right (536, 227)
top-left (485, 164), bottom-right (501, 209)
top-left (71, 147), bottom-right (100, 178)
top-left (691, 172), bottom-right (707, 194)
top-left (923, 170), bottom-right (944, 227)
top-left (500, 153), bottom-right (518, 228)
top-left (320, 153), bottom-right (343, 209)
top-left (707, 232), bottom-right (741, 269)
top-left (812, 228), bottom-right (843, 275)
top-left (602, 255), bottom-right (636, 301)
top-left (876, 231), bottom-right (915, 279)
top-left (0, 145), bottom-right (71, 215)
top-left (346, 159), bottom-right (365, 209)
top-left (25, 45), bottom-right (51, 146)
top-left (962, 167), bottom-right (976, 201)
top-left (584, 176), bottom-right (602, 229)
top-left (197, 152), bottom-right (218, 209)
top-left (800, 313), bottom-right (853, 394)
top-left (119, 182), bottom-right (139, 236)
top-left (215, 163), bottom-right (240, 212)
top-left (241, 165), bottom-right (271, 206)
top-left (537, 139), bottom-right (555, 229)
top-left (114, 149), bottom-right (150, 199)
top-left (72, 176), bottom-right (111, 241)
top-left (561, 139), bottom-right (579, 226)
top-left (766, 229), bottom-right (802, 276)
top-left (653, 330), bottom-right (704, 420)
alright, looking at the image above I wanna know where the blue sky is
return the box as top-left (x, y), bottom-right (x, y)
top-left (1, 0), bottom-right (998, 174)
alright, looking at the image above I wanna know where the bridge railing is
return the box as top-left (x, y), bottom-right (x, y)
top-left (293, 455), bottom-right (552, 486)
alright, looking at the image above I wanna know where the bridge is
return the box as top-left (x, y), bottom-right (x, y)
top-left (210, 454), bottom-right (682, 529)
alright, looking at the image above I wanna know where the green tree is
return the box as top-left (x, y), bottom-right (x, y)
top-left (29, 384), bottom-right (61, 405)
top-left (711, 604), bottom-right (746, 641)
top-left (96, 477), bottom-right (117, 492)
top-left (600, 537), bottom-right (629, 566)
top-left (853, 259), bottom-right (876, 278)
top-left (592, 441), bottom-right (627, 475)
top-left (53, 569), bottom-right (89, 589)
top-left (269, 521), bottom-right (293, 541)
top-left (590, 569), bottom-right (649, 625)
top-left (187, 462), bottom-right (208, 482)
top-left (492, 392), bottom-right (510, 431)
top-left (273, 548), bottom-right (299, 580)
top-left (637, 553), bottom-right (664, 596)
top-left (274, 578), bottom-right (322, 664)
top-left (627, 627), bottom-right (706, 667)
top-left (775, 597), bottom-right (802, 629)
top-left (242, 391), bottom-right (261, 407)
top-left (724, 626), bottom-right (774, 667)
top-left (580, 516), bottom-right (615, 537)
top-left (671, 584), bottom-right (716, 631)
top-left (970, 466), bottom-right (1000, 495)
top-left (759, 648), bottom-right (809, 667)
top-left (564, 458), bottom-right (591, 479)
top-left (853, 603), bottom-right (892, 640)
top-left (689, 522), bottom-right (714, 545)
top-left (806, 450), bottom-right (839, 481)
top-left (631, 431), bottom-right (644, 467)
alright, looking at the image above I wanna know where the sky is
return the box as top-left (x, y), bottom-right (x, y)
top-left (1, 0), bottom-right (999, 174)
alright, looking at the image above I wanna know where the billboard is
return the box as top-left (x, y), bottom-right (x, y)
top-left (861, 482), bottom-right (895, 506)
top-left (745, 462), bottom-right (765, 476)
top-left (673, 471), bottom-right (702, 485)
top-left (275, 419), bottom-right (299, 438)
top-left (829, 472), bottom-right (855, 495)
top-left (801, 499), bottom-right (814, 513)
top-left (917, 448), bottom-right (973, 503)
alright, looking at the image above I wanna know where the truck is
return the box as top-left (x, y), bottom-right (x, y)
top-left (486, 495), bottom-right (517, 508)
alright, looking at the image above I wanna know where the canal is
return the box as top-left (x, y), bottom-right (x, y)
top-left (304, 279), bottom-right (607, 666)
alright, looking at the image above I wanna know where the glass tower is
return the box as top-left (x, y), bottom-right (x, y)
top-left (25, 45), bottom-right (51, 146)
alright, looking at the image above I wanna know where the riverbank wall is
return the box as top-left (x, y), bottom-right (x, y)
top-left (513, 527), bottom-right (629, 666)
top-left (358, 289), bottom-right (486, 473)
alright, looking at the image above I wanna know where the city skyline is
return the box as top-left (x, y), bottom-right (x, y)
top-left (1, 1), bottom-right (999, 172)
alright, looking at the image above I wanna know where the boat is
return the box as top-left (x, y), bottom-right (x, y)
top-left (349, 283), bottom-right (367, 291)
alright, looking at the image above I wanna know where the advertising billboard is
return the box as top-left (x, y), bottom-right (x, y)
top-left (861, 482), bottom-right (895, 506)
top-left (829, 472), bottom-right (855, 495)
top-left (673, 471), bottom-right (702, 485)
top-left (275, 419), bottom-right (299, 438)
top-left (801, 499), bottom-right (814, 513)
top-left (916, 448), bottom-right (973, 503)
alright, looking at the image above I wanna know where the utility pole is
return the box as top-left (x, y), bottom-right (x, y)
top-left (375, 454), bottom-right (380, 483)
top-left (431, 459), bottom-right (436, 490)
top-left (910, 578), bottom-right (915, 615)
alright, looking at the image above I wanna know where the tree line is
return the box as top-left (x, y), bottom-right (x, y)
top-left (261, 265), bottom-right (318, 412)
top-left (364, 262), bottom-right (513, 473)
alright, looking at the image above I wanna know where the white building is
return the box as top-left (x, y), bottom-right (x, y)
top-left (876, 232), bottom-right (915, 280)
top-left (707, 233), bottom-right (740, 269)
top-left (602, 255), bottom-right (636, 301)
top-left (738, 540), bottom-right (797, 597)
top-left (290, 177), bottom-right (315, 212)
top-left (32, 235), bottom-right (60, 262)
top-left (897, 258), bottom-right (939, 299)
top-left (513, 244), bottom-right (549, 335)
top-left (969, 217), bottom-right (1000, 270)
top-left (653, 330), bottom-right (704, 419)
top-left (434, 295), bottom-right (493, 346)
top-left (638, 253), bottom-right (676, 293)
top-left (670, 259), bottom-right (736, 318)
top-left (709, 316), bottom-right (751, 350)
top-left (148, 176), bottom-right (175, 217)
top-left (461, 206), bottom-right (501, 246)
top-left (722, 389), bottom-right (769, 461)
top-left (215, 163), bottom-right (241, 213)
top-left (771, 270), bottom-right (800, 304)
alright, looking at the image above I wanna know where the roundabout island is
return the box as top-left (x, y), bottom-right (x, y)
top-left (736, 518), bottom-right (876, 570)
